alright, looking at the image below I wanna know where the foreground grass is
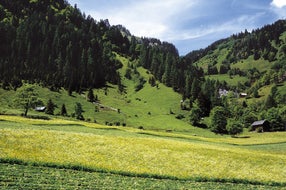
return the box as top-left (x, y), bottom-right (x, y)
top-left (1, 163), bottom-right (283, 190)
top-left (0, 127), bottom-right (285, 185)
top-left (1, 115), bottom-right (286, 188)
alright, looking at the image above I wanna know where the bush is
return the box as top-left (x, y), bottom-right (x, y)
top-left (23, 115), bottom-right (50, 120)
top-left (175, 114), bottom-right (185, 120)
top-left (135, 77), bottom-right (146, 92)
top-left (226, 118), bottom-right (243, 136)
top-left (114, 122), bottom-right (120, 126)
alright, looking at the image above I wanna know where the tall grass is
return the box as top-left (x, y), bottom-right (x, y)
top-left (0, 127), bottom-right (285, 185)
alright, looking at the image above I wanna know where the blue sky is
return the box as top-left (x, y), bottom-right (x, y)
top-left (68, 0), bottom-right (286, 55)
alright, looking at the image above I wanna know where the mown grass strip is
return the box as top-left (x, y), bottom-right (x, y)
top-left (0, 158), bottom-right (285, 187)
top-left (2, 163), bottom-right (283, 190)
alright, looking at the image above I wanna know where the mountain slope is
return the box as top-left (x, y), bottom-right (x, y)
top-left (0, 0), bottom-right (286, 133)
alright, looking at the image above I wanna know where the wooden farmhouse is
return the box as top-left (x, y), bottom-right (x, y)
top-left (251, 120), bottom-right (270, 132)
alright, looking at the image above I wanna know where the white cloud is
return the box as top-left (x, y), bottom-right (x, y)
top-left (69, 0), bottom-right (284, 54)
top-left (271, 0), bottom-right (286, 8)
top-left (86, 0), bottom-right (199, 39)
top-left (270, 0), bottom-right (286, 18)
top-left (168, 13), bottom-right (263, 42)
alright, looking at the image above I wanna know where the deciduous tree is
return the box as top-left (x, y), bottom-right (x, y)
top-left (209, 106), bottom-right (228, 134)
top-left (14, 84), bottom-right (42, 116)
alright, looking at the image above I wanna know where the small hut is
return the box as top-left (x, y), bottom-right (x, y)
top-left (251, 120), bottom-right (270, 132)
top-left (35, 106), bottom-right (46, 112)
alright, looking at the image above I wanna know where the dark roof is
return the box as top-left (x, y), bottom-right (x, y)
top-left (251, 120), bottom-right (267, 126)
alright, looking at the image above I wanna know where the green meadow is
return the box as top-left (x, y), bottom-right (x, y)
top-left (0, 115), bottom-right (286, 189)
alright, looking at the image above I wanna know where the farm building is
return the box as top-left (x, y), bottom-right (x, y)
top-left (250, 120), bottom-right (270, 132)
top-left (218, 89), bottom-right (228, 98)
top-left (240, 92), bottom-right (247, 98)
top-left (35, 106), bottom-right (46, 112)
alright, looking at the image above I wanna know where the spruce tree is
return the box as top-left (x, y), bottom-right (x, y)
top-left (74, 102), bottom-right (84, 120)
top-left (61, 104), bottom-right (67, 116)
top-left (45, 99), bottom-right (56, 115)
top-left (87, 88), bottom-right (95, 102)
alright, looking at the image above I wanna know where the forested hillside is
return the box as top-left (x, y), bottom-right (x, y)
top-left (184, 20), bottom-right (286, 133)
top-left (0, 0), bottom-right (286, 134)
top-left (0, 0), bottom-right (129, 92)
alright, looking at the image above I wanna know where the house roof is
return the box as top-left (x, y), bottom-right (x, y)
top-left (35, 106), bottom-right (46, 111)
top-left (251, 120), bottom-right (267, 126)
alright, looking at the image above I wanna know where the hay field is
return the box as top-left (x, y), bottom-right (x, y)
top-left (0, 116), bottom-right (285, 186)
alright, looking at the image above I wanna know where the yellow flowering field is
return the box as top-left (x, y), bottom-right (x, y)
top-left (0, 127), bottom-right (285, 184)
top-left (209, 132), bottom-right (286, 145)
top-left (0, 115), bottom-right (109, 129)
top-left (2, 115), bottom-right (285, 146)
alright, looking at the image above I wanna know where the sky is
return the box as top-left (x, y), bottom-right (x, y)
top-left (68, 0), bottom-right (286, 55)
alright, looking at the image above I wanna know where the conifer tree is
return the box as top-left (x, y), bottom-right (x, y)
top-left (45, 99), bottom-right (56, 115)
top-left (87, 88), bottom-right (95, 102)
top-left (61, 104), bottom-right (67, 116)
top-left (74, 102), bottom-right (84, 120)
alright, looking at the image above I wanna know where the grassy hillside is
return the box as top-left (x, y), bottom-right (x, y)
top-left (0, 115), bottom-right (285, 189)
top-left (206, 74), bottom-right (248, 87)
top-left (0, 53), bottom-right (219, 137)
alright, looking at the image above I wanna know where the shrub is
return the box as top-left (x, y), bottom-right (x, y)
top-left (226, 118), bottom-right (243, 137)
top-left (24, 115), bottom-right (50, 120)
top-left (175, 114), bottom-right (185, 120)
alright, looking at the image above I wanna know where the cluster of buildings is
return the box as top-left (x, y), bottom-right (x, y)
top-left (218, 89), bottom-right (247, 98)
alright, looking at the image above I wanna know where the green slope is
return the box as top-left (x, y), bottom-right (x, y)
top-left (0, 53), bottom-right (214, 136)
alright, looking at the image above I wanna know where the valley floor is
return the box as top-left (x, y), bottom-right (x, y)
top-left (0, 115), bottom-right (286, 189)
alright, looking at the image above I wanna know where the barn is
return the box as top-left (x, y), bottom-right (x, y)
top-left (250, 120), bottom-right (270, 132)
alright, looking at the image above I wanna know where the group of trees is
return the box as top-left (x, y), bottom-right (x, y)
top-left (14, 84), bottom-right (82, 119)
top-left (209, 104), bottom-right (286, 136)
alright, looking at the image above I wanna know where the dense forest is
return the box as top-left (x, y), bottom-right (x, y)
top-left (1, 0), bottom-right (286, 133)
top-left (0, 0), bottom-right (130, 92)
